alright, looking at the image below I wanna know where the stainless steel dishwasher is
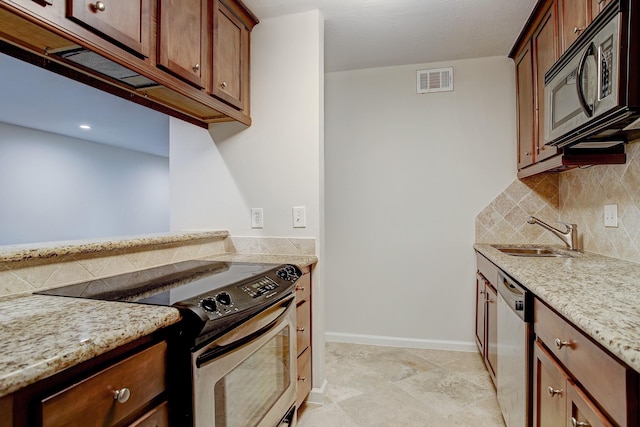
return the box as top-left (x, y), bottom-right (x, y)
top-left (496, 270), bottom-right (532, 427)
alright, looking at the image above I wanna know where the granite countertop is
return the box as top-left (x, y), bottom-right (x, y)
top-left (474, 243), bottom-right (640, 374)
top-left (0, 252), bottom-right (317, 398)
top-left (0, 294), bottom-right (180, 397)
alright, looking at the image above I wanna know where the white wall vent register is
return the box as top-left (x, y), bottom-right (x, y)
top-left (417, 67), bottom-right (453, 93)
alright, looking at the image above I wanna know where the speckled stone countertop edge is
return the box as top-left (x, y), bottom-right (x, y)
top-left (474, 243), bottom-right (640, 374)
top-left (0, 230), bottom-right (229, 263)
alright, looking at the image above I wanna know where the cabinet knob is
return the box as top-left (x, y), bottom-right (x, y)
top-left (297, 376), bottom-right (307, 382)
top-left (547, 386), bottom-right (563, 397)
top-left (193, 63), bottom-right (200, 72)
top-left (573, 26), bottom-right (583, 34)
top-left (571, 417), bottom-right (591, 427)
top-left (92, 1), bottom-right (106, 12)
top-left (296, 327), bottom-right (305, 332)
top-left (113, 387), bottom-right (131, 403)
top-left (220, 81), bottom-right (228, 89)
top-left (554, 338), bottom-right (571, 349)
top-left (525, 151), bottom-right (531, 156)
top-left (295, 285), bottom-right (305, 291)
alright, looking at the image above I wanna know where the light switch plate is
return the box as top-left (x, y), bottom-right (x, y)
top-left (604, 204), bottom-right (618, 227)
top-left (292, 206), bottom-right (306, 228)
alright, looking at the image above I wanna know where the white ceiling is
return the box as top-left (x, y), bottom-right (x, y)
top-left (243, 0), bottom-right (538, 72)
top-left (0, 0), bottom-right (536, 154)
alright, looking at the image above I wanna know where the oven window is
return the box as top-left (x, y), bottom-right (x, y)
top-left (214, 327), bottom-right (291, 427)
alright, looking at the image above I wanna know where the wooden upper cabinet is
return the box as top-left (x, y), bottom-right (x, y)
top-left (515, 41), bottom-right (535, 169)
top-left (157, 0), bottom-right (207, 88)
top-left (66, 0), bottom-right (152, 57)
top-left (532, 4), bottom-right (558, 162)
top-left (210, 0), bottom-right (250, 110)
top-left (558, 0), bottom-right (589, 53)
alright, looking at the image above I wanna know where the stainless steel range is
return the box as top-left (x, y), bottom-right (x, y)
top-left (37, 260), bottom-right (302, 427)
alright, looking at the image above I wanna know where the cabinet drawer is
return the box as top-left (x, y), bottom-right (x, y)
top-left (296, 300), bottom-right (311, 357)
top-left (567, 381), bottom-right (614, 427)
top-left (534, 300), bottom-right (630, 425)
top-left (295, 273), bottom-right (311, 303)
top-left (476, 252), bottom-right (498, 285)
top-left (128, 401), bottom-right (169, 427)
top-left (41, 341), bottom-right (167, 427)
top-left (296, 347), bottom-right (312, 408)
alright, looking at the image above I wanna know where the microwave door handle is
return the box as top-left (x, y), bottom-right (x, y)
top-left (576, 43), bottom-right (595, 117)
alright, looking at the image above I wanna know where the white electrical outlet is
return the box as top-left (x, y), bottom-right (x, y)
top-left (604, 204), bottom-right (618, 227)
top-left (292, 206), bottom-right (306, 228)
top-left (251, 208), bottom-right (264, 228)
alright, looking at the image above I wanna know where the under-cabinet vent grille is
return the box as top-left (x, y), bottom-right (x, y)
top-left (417, 67), bottom-right (453, 93)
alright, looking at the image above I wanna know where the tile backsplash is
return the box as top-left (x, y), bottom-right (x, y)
top-left (476, 140), bottom-right (640, 264)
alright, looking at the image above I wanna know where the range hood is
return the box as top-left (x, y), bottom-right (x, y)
top-left (55, 47), bottom-right (158, 89)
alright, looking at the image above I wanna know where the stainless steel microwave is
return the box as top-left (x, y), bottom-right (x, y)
top-left (544, 0), bottom-right (640, 148)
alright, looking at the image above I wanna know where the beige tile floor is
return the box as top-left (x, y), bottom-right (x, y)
top-left (297, 342), bottom-right (506, 427)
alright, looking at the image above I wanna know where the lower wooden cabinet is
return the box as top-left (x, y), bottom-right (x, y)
top-left (9, 335), bottom-right (171, 427)
top-left (475, 252), bottom-right (498, 385)
top-left (40, 341), bottom-right (167, 427)
top-left (533, 298), bottom-right (638, 426)
top-left (295, 267), bottom-right (312, 409)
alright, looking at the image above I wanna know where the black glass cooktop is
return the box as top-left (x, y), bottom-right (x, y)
top-left (35, 260), bottom-right (281, 306)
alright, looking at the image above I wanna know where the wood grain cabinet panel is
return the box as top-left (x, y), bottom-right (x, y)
top-left (515, 41), bottom-right (535, 169)
top-left (532, 4), bottom-right (558, 162)
top-left (210, 0), bottom-right (249, 110)
top-left (591, 0), bottom-right (612, 20)
top-left (558, 0), bottom-right (589, 53)
top-left (567, 381), bottom-right (614, 427)
top-left (40, 341), bottom-right (167, 427)
top-left (533, 340), bottom-right (568, 427)
top-left (475, 252), bottom-right (498, 385)
top-left (157, 0), bottom-right (207, 87)
top-left (294, 268), bottom-right (312, 410)
top-left (128, 401), bottom-right (169, 427)
top-left (66, 0), bottom-right (152, 57)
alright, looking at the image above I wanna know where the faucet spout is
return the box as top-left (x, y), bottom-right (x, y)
top-left (527, 216), bottom-right (579, 251)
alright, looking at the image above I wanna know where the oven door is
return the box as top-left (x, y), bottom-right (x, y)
top-left (544, 11), bottom-right (620, 146)
top-left (192, 293), bottom-right (297, 427)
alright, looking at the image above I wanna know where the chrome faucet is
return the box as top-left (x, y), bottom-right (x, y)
top-left (527, 216), bottom-right (579, 251)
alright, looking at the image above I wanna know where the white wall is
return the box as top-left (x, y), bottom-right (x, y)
top-left (170, 10), bottom-right (326, 400)
top-left (324, 57), bottom-right (517, 349)
top-left (0, 122), bottom-right (169, 245)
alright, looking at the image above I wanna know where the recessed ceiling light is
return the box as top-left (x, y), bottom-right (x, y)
top-left (79, 124), bottom-right (91, 130)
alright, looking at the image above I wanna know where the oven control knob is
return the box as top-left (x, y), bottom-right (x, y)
top-left (200, 297), bottom-right (217, 312)
top-left (216, 292), bottom-right (232, 305)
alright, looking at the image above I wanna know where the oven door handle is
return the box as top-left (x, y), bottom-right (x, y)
top-left (196, 293), bottom-right (295, 368)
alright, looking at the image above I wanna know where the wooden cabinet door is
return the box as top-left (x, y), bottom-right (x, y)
top-left (211, 0), bottom-right (248, 110)
top-left (157, 0), bottom-right (206, 87)
top-left (485, 283), bottom-right (498, 381)
top-left (67, 0), bottom-right (151, 57)
top-left (515, 41), bottom-right (535, 169)
top-left (567, 381), bottom-right (614, 427)
top-left (533, 340), bottom-right (568, 427)
top-left (532, 4), bottom-right (558, 162)
top-left (558, 0), bottom-right (589, 53)
top-left (475, 274), bottom-right (486, 355)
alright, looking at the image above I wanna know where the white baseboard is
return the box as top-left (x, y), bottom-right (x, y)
top-left (324, 332), bottom-right (477, 352)
top-left (305, 379), bottom-right (328, 405)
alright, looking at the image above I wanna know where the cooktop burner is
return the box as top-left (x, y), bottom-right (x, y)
top-left (36, 260), bottom-right (302, 347)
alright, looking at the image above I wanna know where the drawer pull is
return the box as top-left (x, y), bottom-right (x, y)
top-left (571, 417), bottom-right (590, 427)
top-left (193, 63), bottom-right (200, 72)
top-left (220, 81), bottom-right (228, 89)
top-left (92, 1), bottom-right (106, 12)
top-left (298, 376), bottom-right (307, 382)
top-left (295, 285), bottom-right (305, 291)
top-left (296, 327), bottom-right (305, 332)
top-left (554, 338), bottom-right (571, 349)
top-left (113, 387), bottom-right (131, 403)
top-left (573, 26), bottom-right (583, 34)
top-left (547, 386), bottom-right (563, 398)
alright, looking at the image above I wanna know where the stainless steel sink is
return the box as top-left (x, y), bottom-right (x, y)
top-left (491, 245), bottom-right (572, 258)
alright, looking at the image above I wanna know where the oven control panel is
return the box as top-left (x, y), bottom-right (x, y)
top-left (239, 277), bottom-right (280, 298)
